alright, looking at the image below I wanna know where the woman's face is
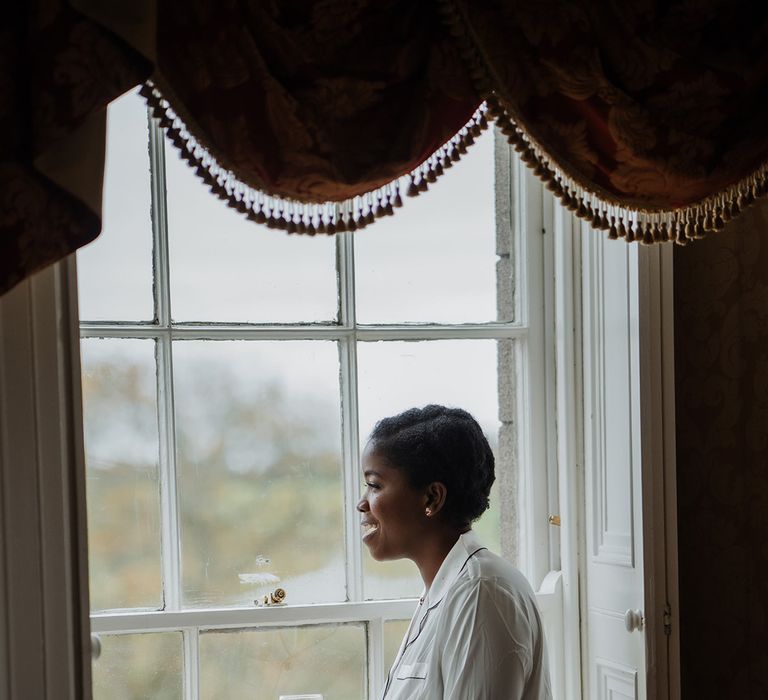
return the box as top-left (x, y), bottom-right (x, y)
top-left (356, 445), bottom-right (427, 562)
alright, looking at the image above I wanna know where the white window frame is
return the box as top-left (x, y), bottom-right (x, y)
top-left (83, 111), bottom-right (564, 699)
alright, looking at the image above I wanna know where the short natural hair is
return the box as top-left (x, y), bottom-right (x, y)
top-left (368, 404), bottom-right (495, 525)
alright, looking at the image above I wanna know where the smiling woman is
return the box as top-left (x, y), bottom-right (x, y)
top-left (359, 454), bottom-right (426, 563)
top-left (359, 406), bottom-right (494, 567)
top-left (359, 406), bottom-right (552, 699)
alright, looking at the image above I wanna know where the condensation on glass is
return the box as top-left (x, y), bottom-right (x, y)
top-left (199, 624), bottom-right (366, 700)
top-left (77, 88), bottom-right (154, 322)
top-left (81, 338), bottom-right (163, 611)
top-left (172, 339), bottom-right (345, 607)
top-left (92, 632), bottom-right (183, 699)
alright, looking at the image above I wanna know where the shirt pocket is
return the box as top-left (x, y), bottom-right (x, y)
top-left (396, 662), bottom-right (428, 681)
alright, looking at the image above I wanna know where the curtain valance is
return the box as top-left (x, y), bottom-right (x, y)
top-left (443, 0), bottom-right (768, 244)
top-left (3, 0), bottom-right (768, 295)
top-left (143, 0), bottom-right (483, 233)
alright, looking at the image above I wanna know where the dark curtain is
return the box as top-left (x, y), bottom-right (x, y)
top-left (1, 0), bottom-right (150, 295)
top-left (443, 0), bottom-right (768, 242)
top-left (3, 0), bottom-right (768, 295)
top-left (674, 197), bottom-right (768, 698)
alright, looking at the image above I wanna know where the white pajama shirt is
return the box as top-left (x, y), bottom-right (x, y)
top-left (383, 530), bottom-right (552, 700)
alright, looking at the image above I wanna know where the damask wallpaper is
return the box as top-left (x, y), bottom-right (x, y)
top-left (674, 199), bottom-right (768, 698)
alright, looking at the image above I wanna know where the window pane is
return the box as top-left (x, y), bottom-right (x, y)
top-left (77, 88), bottom-right (153, 321)
top-left (93, 632), bottom-right (182, 700)
top-left (357, 339), bottom-right (507, 599)
top-left (383, 619), bottom-right (411, 671)
top-left (173, 340), bottom-right (345, 607)
top-left (200, 624), bottom-right (366, 700)
top-left (354, 129), bottom-right (501, 324)
top-left (81, 338), bottom-right (162, 611)
top-left (165, 140), bottom-right (338, 323)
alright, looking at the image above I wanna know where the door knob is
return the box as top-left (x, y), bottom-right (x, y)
top-left (91, 634), bottom-right (102, 659)
top-left (624, 608), bottom-right (644, 632)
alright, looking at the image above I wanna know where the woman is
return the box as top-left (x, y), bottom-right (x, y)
top-left (358, 405), bottom-right (552, 699)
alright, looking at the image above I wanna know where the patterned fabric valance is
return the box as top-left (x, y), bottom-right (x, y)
top-left (442, 0), bottom-right (768, 245)
top-left (142, 0), bottom-right (482, 234)
top-left (3, 0), bottom-right (768, 295)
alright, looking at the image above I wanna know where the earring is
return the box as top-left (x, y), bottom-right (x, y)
top-left (425, 508), bottom-right (432, 516)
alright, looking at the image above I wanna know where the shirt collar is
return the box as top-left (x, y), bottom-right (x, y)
top-left (422, 529), bottom-right (485, 608)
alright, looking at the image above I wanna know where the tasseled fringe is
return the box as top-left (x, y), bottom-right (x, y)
top-left (435, 0), bottom-right (768, 245)
top-left (140, 80), bottom-right (490, 236)
top-left (486, 95), bottom-right (768, 245)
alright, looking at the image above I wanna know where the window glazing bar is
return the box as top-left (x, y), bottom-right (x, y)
top-left (149, 113), bottom-right (182, 611)
top-left (368, 617), bottom-right (385, 699)
top-left (338, 232), bottom-right (364, 602)
top-left (149, 112), bottom-right (172, 330)
top-left (80, 323), bottom-right (529, 341)
top-left (355, 324), bottom-right (527, 341)
top-left (90, 599), bottom-right (418, 634)
top-left (183, 629), bottom-right (199, 700)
